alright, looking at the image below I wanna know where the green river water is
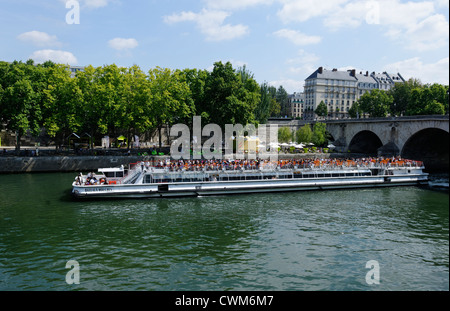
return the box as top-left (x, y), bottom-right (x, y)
top-left (0, 172), bottom-right (448, 291)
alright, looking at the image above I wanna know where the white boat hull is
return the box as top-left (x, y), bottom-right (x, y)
top-left (72, 173), bottom-right (429, 199)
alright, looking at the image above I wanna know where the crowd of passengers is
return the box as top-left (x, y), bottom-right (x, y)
top-left (148, 156), bottom-right (423, 172)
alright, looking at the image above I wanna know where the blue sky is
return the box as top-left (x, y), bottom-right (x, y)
top-left (1, 0), bottom-right (448, 93)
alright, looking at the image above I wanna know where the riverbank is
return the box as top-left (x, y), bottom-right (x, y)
top-left (0, 152), bottom-right (446, 174)
top-left (0, 155), bottom-right (152, 174)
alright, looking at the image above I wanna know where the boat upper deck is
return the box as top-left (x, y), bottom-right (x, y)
top-left (74, 156), bottom-right (426, 186)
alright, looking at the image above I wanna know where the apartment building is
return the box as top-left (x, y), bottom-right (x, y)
top-left (69, 65), bottom-right (85, 78)
top-left (303, 67), bottom-right (405, 119)
top-left (287, 92), bottom-right (304, 119)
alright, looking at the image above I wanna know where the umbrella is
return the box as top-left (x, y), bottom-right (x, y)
top-left (327, 144), bottom-right (336, 148)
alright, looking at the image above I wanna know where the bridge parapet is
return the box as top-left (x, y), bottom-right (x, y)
top-left (267, 116), bottom-right (449, 167)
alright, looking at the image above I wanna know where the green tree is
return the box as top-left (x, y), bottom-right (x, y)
top-left (358, 89), bottom-right (392, 118)
top-left (278, 126), bottom-right (292, 143)
top-left (0, 61), bottom-right (45, 152)
top-left (148, 67), bottom-right (194, 147)
top-left (348, 101), bottom-right (361, 118)
top-left (75, 64), bottom-right (125, 147)
top-left (118, 65), bottom-right (154, 149)
top-left (254, 82), bottom-right (272, 123)
top-left (237, 65), bottom-right (261, 124)
top-left (41, 63), bottom-right (84, 147)
top-left (296, 124), bottom-right (312, 143)
top-left (423, 100), bottom-right (445, 115)
top-left (202, 61), bottom-right (258, 128)
top-left (389, 78), bottom-right (422, 116)
top-left (179, 68), bottom-right (205, 125)
top-left (276, 85), bottom-right (289, 117)
top-left (312, 122), bottom-right (327, 146)
top-left (315, 101), bottom-right (328, 118)
top-left (406, 84), bottom-right (448, 116)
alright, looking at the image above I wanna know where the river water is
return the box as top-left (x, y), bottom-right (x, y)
top-left (0, 173), bottom-right (448, 291)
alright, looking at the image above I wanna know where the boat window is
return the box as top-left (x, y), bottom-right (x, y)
top-left (116, 172), bottom-right (124, 178)
top-left (104, 172), bottom-right (115, 178)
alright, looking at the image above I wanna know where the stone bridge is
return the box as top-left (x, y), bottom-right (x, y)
top-left (268, 115), bottom-right (449, 171)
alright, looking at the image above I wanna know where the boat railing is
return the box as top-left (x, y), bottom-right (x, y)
top-left (119, 163), bottom-right (144, 184)
top-left (135, 160), bottom-right (423, 173)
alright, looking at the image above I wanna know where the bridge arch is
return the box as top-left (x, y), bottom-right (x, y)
top-left (348, 130), bottom-right (383, 154)
top-left (402, 128), bottom-right (449, 172)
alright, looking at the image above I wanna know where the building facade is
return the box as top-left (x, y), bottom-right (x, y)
top-left (287, 92), bottom-right (304, 119)
top-left (303, 67), bottom-right (405, 120)
top-left (69, 65), bottom-right (85, 78)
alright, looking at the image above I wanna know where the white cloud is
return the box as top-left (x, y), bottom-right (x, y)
top-left (83, 0), bottom-right (109, 8)
top-left (434, 0), bottom-right (449, 8)
top-left (286, 49), bottom-right (320, 79)
top-left (164, 9), bottom-right (249, 41)
top-left (17, 31), bottom-right (61, 47)
top-left (383, 57), bottom-right (449, 85)
top-left (400, 14), bottom-right (449, 51)
top-left (277, 0), bottom-right (348, 23)
top-left (323, 1), bottom-right (369, 29)
top-left (277, 0), bottom-right (449, 52)
top-left (379, 0), bottom-right (436, 28)
top-left (108, 38), bottom-right (139, 50)
top-left (203, 0), bottom-right (274, 10)
top-left (29, 49), bottom-right (77, 65)
top-left (268, 79), bottom-right (304, 93)
top-left (274, 29), bottom-right (321, 45)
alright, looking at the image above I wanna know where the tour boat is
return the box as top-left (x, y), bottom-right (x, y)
top-left (71, 158), bottom-right (429, 199)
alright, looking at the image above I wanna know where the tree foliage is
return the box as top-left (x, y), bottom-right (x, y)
top-left (311, 122), bottom-right (327, 146)
top-left (278, 126), bottom-right (292, 143)
top-left (296, 124), bottom-right (312, 143)
top-left (0, 60), bottom-right (268, 150)
top-left (315, 101), bottom-right (328, 117)
top-left (357, 89), bottom-right (393, 118)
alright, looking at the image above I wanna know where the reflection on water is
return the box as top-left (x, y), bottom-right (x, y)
top-left (0, 173), bottom-right (448, 290)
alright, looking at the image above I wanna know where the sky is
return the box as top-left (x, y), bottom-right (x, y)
top-left (0, 0), bottom-right (448, 93)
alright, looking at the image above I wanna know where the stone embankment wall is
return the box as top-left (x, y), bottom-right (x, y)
top-left (0, 155), bottom-right (154, 174)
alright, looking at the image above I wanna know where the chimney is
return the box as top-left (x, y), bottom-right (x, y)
top-left (318, 67), bottom-right (323, 74)
top-left (350, 69), bottom-right (356, 77)
top-left (332, 68), bottom-right (337, 72)
top-left (365, 71), bottom-right (368, 76)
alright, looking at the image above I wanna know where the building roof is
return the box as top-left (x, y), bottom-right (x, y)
top-left (306, 67), bottom-right (357, 81)
top-left (355, 73), bottom-right (377, 83)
